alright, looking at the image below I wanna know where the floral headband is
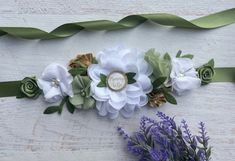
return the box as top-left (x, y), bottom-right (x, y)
top-left (0, 46), bottom-right (234, 119)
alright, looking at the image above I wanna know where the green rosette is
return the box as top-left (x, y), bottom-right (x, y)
top-left (197, 59), bottom-right (215, 85)
top-left (19, 77), bottom-right (41, 98)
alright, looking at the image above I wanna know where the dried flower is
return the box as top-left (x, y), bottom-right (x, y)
top-left (148, 91), bottom-right (166, 107)
top-left (118, 111), bottom-right (212, 161)
top-left (69, 53), bottom-right (94, 69)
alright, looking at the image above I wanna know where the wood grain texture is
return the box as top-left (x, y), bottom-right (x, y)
top-left (0, 1), bottom-right (234, 161)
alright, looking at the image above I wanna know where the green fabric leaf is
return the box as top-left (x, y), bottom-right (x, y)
top-left (126, 72), bottom-right (136, 84)
top-left (72, 75), bottom-right (91, 94)
top-left (126, 72), bottom-right (136, 78)
top-left (181, 54), bottom-right (194, 59)
top-left (83, 98), bottom-right (96, 110)
top-left (97, 73), bottom-right (107, 87)
top-left (152, 77), bottom-right (167, 88)
top-left (69, 95), bottom-right (84, 106)
top-left (163, 92), bottom-right (177, 105)
top-left (207, 59), bottom-right (215, 67)
top-left (176, 50), bottom-right (182, 58)
top-left (66, 97), bottom-right (76, 114)
top-left (145, 49), bottom-right (172, 81)
top-left (69, 67), bottom-right (87, 77)
top-left (100, 74), bottom-right (107, 82)
top-left (43, 106), bottom-right (60, 114)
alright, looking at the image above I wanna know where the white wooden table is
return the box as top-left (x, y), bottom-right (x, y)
top-left (0, 1), bottom-right (234, 161)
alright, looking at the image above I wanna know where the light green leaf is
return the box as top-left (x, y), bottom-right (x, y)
top-left (83, 98), bottom-right (96, 110)
top-left (69, 95), bottom-right (84, 106)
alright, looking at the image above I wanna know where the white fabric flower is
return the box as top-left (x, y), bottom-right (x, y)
top-left (37, 63), bottom-right (73, 103)
top-left (170, 58), bottom-right (201, 95)
top-left (88, 46), bottom-right (153, 119)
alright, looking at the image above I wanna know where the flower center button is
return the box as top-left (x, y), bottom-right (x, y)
top-left (107, 72), bottom-right (127, 91)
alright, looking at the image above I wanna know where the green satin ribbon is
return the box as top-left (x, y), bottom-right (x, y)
top-left (0, 67), bottom-right (234, 98)
top-left (0, 81), bottom-right (21, 97)
top-left (0, 8), bottom-right (235, 39)
top-left (213, 68), bottom-right (235, 82)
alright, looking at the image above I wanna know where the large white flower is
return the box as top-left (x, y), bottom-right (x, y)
top-left (170, 58), bottom-right (201, 95)
top-left (37, 63), bottom-right (73, 103)
top-left (88, 47), bottom-right (153, 119)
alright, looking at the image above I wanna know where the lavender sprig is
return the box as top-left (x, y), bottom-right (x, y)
top-left (118, 112), bottom-right (212, 161)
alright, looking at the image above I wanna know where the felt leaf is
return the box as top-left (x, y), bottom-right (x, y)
top-left (163, 92), bottom-right (177, 105)
top-left (126, 72), bottom-right (136, 84)
top-left (126, 72), bottom-right (136, 78)
top-left (100, 73), bottom-right (107, 82)
top-left (152, 77), bottom-right (167, 88)
top-left (97, 81), bottom-right (107, 87)
top-left (97, 73), bottom-right (107, 87)
top-left (44, 106), bottom-right (60, 114)
top-left (128, 78), bottom-right (136, 84)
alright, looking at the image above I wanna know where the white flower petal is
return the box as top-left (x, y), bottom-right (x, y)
top-left (172, 77), bottom-right (201, 95)
top-left (126, 84), bottom-right (143, 98)
top-left (44, 87), bottom-right (62, 103)
top-left (139, 94), bottom-right (148, 106)
top-left (88, 64), bottom-right (109, 82)
top-left (108, 111), bottom-right (119, 119)
top-left (96, 101), bottom-right (108, 116)
top-left (137, 74), bottom-right (153, 93)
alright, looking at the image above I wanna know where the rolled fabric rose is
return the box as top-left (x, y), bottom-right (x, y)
top-left (197, 59), bottom-right (215, 85)
top-left (20, 77), bottom-right (41, 98)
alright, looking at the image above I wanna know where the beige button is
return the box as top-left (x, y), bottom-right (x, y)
top-left (107, 71), bottom-right (127, 91)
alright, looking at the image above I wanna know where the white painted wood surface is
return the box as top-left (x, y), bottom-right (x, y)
top-left (0, 1), bottom-right (235, 161)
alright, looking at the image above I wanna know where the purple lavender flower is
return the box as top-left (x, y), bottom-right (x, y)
top-left (118, 111), bottom-right (212, 161)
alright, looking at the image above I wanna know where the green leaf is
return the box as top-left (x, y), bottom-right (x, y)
top-left (163, 91), bottom-right (177, 105)
top-left (126, 72), bottom-right (136, 78)
top-left (145, 49), bottom-right (172, 81)
top-left (69, 68), bottom-right (87, 77)
top-left (126, 72), bottom-right (136, 84)
top-left (69, 95), bottom-right (84, 106)
top-left (83, 98), bottom-right (96, 110)
top-left (66, 97), bottom-right (76, 114)
top-left (181, 54), bottom-right (194, 59)
top-left (100, 74), bottom-right (107, 82)
top-left (97, 73), bottom-right (107, 87)
top-left (152, 77), bottom-right (167, 88)
top-left (163, 53), bottom-right (171, 61)
top-left (176, 50), bottom-right (182, 57)
top-left (97, 81), bottom-right (107, 87)
top-left (207, 59), bottom-right (214, 67)
top-left (128, 78), bottom-right (136, 84)
top-left (43, 106), bottom-right (60, 114)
